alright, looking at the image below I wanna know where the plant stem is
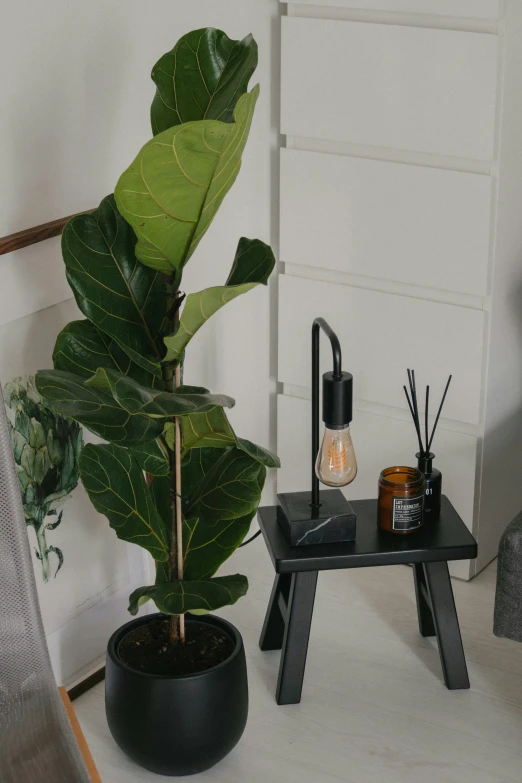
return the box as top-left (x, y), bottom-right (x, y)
top-left (168, 440), bottom-right (180, 644)
top-left (174, 363), bottom-right (185, 643)
top-left (162, 285), bottom-right (185, 644)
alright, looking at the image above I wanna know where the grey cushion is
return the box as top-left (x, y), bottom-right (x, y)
top-left (494, 509), bottom-right (522, 642)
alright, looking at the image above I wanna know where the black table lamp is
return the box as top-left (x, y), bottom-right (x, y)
top-left (277, 318), bottom-right (358, 546)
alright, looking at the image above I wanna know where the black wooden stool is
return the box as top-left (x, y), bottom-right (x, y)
top-left (258, 496), bottom-right (477, 705)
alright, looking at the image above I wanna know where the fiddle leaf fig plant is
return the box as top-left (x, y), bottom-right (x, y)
top-left (35, 28), bottom-right (278, 642)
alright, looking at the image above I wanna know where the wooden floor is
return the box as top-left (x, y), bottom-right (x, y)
top-left (74, 540), bottom-right (522, 782)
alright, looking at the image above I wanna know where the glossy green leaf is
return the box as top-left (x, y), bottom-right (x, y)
top-left (180, 405), bottom-right (280, 468)
top-left (148, 476), bottom-right (172, 587)
top-left (128, 440), bottom-right (170, 477)
top-left (128, 574), bottom-right (248, 616)
top-left (181, 406), bottom-right (235, 452)
top-left (178, 447), bottom-right (264, 579)
top-left (86, 368), bottom-right (234, 417)
top-left (151, 28), bottom-right (258, 134)
top-left (80, 444), bottom-right (169, 561)
top-left (163, 236), bottom-right (275, 362)
top-left (149, 474), bottom-right (171, 527)
top-left (62, 194), bottom-right (167, 378)
top-left (184, 448), bottom-right (266, 524)
top-left (181, 446), bottom-right (219, 491)
top-left (163, 421), bottom-right (175, 451)
top-left (115, 87), bottom-right (259, 274)
top-left (53, 319), bottom-right (158, 388)
top-left (183, 514), bottom-right (252, 580)
top-left (235, 438), bottom-right (280, 469)
top-left (163, 284), bottom-right (256, 362)
top-left (35, 370), bottom-right (163, 446)
top-left (225, 237), bottom-right (276, 286)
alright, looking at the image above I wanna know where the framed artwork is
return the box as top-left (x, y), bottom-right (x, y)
top-left (0, 218), bottom-right (153, 689)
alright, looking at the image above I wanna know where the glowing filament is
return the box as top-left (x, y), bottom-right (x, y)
top-left (328, 439), bottom-right (347, 472)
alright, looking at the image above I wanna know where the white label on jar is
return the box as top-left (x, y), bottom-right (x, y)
top-left (391, 494), bottom-right (424, 531)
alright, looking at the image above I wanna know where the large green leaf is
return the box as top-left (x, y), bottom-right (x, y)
top-left (86, 368), bottom-right (234, 417)
top-left (163, 236), bottom-right (276, 362)
top-left (62, 194), bottom-right (167, 378)
top-left (151, 28), bottom-right (258, 134)
top-left (225, 236), bottom-right (276, 286)
top-left (115, 87), bottom-right (259, 274)
top-left (181, 406), bottom-right (235, 452)
top-left (179, 447), bottom-right (265, 579)
top-left (184, 448), bottom-right (266, 523)
top-left (79, 444), bottom-right (169, 561)
top-left (149, 474), bottom-right (171, 529)
top-left (128, 440), bottom-right (170, 477)
top-left (180, 404), bottom-right (280, 468)
top-left (236, 438), bottom-right (280, 469)
top-left (163, 284), bottom-right (256, 362)
top-left (183, 514), bottom-right (252, 581)
top-left (181, 446), bottom-right (218, 493)
top-left (35, 370), bottom-right (163, 446)
top-left (128, 574), bottom-right (248, 616)
top-left (53, 320), bottom-right (158, 388)
top-left (150, 474), bottom-right (173, 587)
top-left (154, 446), bottom-right (269, 582)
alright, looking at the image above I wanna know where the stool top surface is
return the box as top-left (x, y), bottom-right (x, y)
top-left (258, 496), bottom-right (477, 573)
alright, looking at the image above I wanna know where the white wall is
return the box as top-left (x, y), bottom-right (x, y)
top-left (276, 0), bottom-right (522, 579)
top-left (0, 0), bottom-right (281, 502)
top-left (475, 1), bottom-right (522, 572)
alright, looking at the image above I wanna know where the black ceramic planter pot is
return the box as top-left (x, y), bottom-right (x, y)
top-left (105, 613), bottom-right (248, 776)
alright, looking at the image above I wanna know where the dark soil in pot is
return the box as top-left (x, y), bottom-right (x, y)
top-left (119, 616), bottom-right (234, 675)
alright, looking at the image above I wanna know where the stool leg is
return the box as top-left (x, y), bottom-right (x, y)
top-left (413, 563), bottom-right (436, 637)
top-left (276, 571), bottom-right (318, 705)
top-left (424, 561), bottom-right (470, 690)
top-left (260, 574), bottom-right (291, 651)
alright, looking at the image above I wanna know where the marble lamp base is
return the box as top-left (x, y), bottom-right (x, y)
top-left (277, 490), bottom-right (357, 547)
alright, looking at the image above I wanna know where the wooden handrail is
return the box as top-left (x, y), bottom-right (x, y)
top-left (0, 209), bottom-right (94, 256)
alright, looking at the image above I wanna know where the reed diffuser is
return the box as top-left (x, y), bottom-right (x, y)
top-left (403, 370), bottom-right (452, 519)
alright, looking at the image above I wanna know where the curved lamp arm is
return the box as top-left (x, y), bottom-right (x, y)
top-left (311, 318), bottom-right (343, 508)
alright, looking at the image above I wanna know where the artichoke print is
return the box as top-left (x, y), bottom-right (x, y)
top-left (4, 376), bottom-right (84, 582)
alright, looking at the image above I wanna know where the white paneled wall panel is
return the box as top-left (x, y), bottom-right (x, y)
top-left (0, 238), bottom-right (71, 326)
top-left (278, 275), bottom-right (484, 425)
top-left (280, 149), bottom-right (492, 296)
top-left (285, 0), bottom-right (502, 20)
top-left (281, 17), bottom-right (498, 159)
top-left (277, 394), bottom-right (477, 578)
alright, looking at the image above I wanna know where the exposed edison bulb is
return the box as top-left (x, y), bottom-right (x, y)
top-left (315, 426), bottom-right (357, 487)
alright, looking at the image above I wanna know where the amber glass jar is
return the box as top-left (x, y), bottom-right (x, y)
top-left (378, 466), bottom-right (425, 535)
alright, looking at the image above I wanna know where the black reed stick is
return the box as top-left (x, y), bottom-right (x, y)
top-left (403, 384), bottom-right (424, 454)
top-left (409, 369), bottom-right (419, 426)
top-left (406, 369), bottom-right (424, 454)
top-left (407, 370), bottom-right (420, 442)
top-left (427, 375), bottom-right (452, 452)
top-left (425, 386), bottom-right (430, 457)
top-left (404, 371), bottom-right (452, 457)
